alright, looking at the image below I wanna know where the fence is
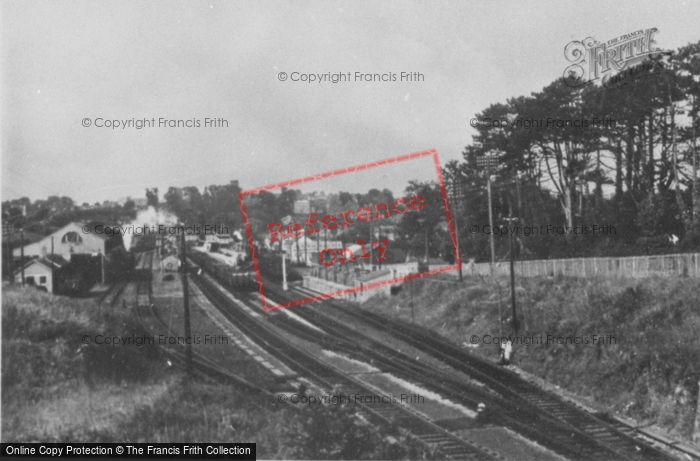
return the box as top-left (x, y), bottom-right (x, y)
top-left (302, 276), bottom-right (356, 301)
top-left (463, 253), bottom-right (700, 279)
top-left (308, 261), bottom-right (421, 287)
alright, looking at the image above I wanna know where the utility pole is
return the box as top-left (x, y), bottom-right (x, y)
top-left (51, 236), bottom-right (55, 293)
top-left (424, 228), bottom-right (429, 263)
top-left (100, 250), bottom-right (105, 284)
top-left (281, 241), bottom-right (288, 290)
top-left (20, 229), bottom-right (25, 286)
top-left (179, 231), bottom-right (193, 376)
top-left (410, 273), bottom-right (414, 324)
top-left (449, 178), bottom-right (463, 282)
top-left (2, 222), bottom-right (13, 284)
top-left (504, 206), bottom-right (519, 335)
top-left (477, 155), bottom-right (498, 276)
top-left (324, 228), bottom-right (328, 279)
top-left (692, 100), bottom-right (699, 234)
top-left (452, 212), bottom-right (463, 281)
top-left (369, 216), bottom-right (373, 270)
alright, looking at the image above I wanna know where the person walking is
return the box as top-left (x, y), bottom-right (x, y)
top-left (499, 339), bottom-right (513, 365)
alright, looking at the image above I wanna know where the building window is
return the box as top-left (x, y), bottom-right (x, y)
top-left (40, 276), bottom-right (47, 284)
top-left (26, 276), bottom-right (35, 285)
top-left (62, 232), bottom-right (83, 244)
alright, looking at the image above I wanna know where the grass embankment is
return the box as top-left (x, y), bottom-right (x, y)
top-left (2, 285), bottom-right (427, 459)
top-left (363, 274), bottom-right (700, 444)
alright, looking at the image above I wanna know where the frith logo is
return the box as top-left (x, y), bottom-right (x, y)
top-left (563, 28), bottom-right (671, 89)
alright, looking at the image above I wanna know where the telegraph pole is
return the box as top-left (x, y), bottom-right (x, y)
top-left (477, 155), bottom-right (498, 275)
top-left (410, 273), bottom-right (414, 324)
top-left (504, 207), bottom-right (519, 335)
top-left (2, 222), bottom-right (13, 283)
top-left (486, 176), bottom-right (495, 273)
top-left (179, 232), bottom-right (193, 376)
top-left (448, 179), bottom-right (463, 282)
top-left (325, 228), bottom-right (330, 278)
top-left (453, 215), bottom-right (463, 281)
top-left (51, 236), bottom-right (55, 293)
top-left (99, 250), bottom-right (105, 284)
top-left (424, 228), bottom-right (429, 263)
top-left (20, 229), bottom-right (25, 286)
top-left (368, 218), bottom-right (373, 270)
top-left (281, 242), bottom-right (288, 290)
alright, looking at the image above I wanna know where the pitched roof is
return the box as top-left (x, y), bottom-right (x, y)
top-left (44, 254), bottom-right (70, 267)
top-left (14, 255), bottom-right (69, 274)
top-left (47, 221), bottom-right (110, 242)
top-left (78, 222), bottom-right (109, 240)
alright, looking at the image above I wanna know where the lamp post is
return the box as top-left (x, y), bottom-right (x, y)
top-left (281, 242), bottom-right (288, 291)
top-left (476, 154), bottom-right (498, 276)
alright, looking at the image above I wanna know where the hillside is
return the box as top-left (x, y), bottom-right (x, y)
top-left (1, 285), bottom-right (426, 459)
top-left (361, 274), bottom-right (700, 446)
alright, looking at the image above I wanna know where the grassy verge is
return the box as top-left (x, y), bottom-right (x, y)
top-left (2, 285), bottom-right (428, 459)
top-left (362, 274), bottom-right (700, 445)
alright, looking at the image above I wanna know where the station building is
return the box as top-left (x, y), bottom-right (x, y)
top-left (12, 222), bottom-right (118, 261)
top-left (13, 254), bottom-right (69, 293)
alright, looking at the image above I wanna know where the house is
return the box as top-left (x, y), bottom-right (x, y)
top-left (281, 236), bottom-right (344, 265)
top-left (133, 198), bottom-right (148, 208)
top-left (12, 222), bottom-right (118, 261)
top-left (14, 255), bottom-right (69, 293)
top-left (376, 224), bottom-right (397, 241)
top-left (294, 199), bottom-right (310, 215)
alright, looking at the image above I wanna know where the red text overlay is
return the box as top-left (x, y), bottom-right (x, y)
top-left (239, 149), bottom-right (461, 312)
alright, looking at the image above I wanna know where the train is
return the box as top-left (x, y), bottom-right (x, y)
top-left (254, 249), bottom-right (303, 285)
top-left (188, 250), bottom-right (258, 291)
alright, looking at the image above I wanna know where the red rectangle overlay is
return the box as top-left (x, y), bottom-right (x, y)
top-left (239, 149), bottom-right (461, 312)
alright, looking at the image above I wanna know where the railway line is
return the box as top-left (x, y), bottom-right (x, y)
top-left (130, 251), bottom-right (274, 399)
top-left (190, 271), bottom-right (504, 461)
top-left (256, 283), bottom-right (677, 461)
top-left (312, 290), bottom-right (693, 461)
top-left (97, 282), bottom-right (126, 306)
top-left (127, 247), bottom-right (690, 460)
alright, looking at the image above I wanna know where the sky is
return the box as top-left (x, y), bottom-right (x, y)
top-left (2, 0), bottom-right (700, 205)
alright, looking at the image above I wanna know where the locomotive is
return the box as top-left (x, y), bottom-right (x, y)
top-left (188, 250), bottom-right (257, 291)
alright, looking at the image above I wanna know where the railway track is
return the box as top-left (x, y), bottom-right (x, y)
top-left (131, 251), bottom-right (274, 399)
top-left (158, 249), bottom-right (690, 460)
top-left (279, 283), bottom-right (685, 461)
top-left (96, 282), bottom-right (125, 306)
top-left (256, 284), bottom-right (664, 461)
top-left (190, 259), bottom-right (640, 460)
top-left (190, 271), bottom-right (504, 461)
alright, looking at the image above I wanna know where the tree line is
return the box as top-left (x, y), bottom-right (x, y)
top-left (443, 40), bottom-right (700, 263)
